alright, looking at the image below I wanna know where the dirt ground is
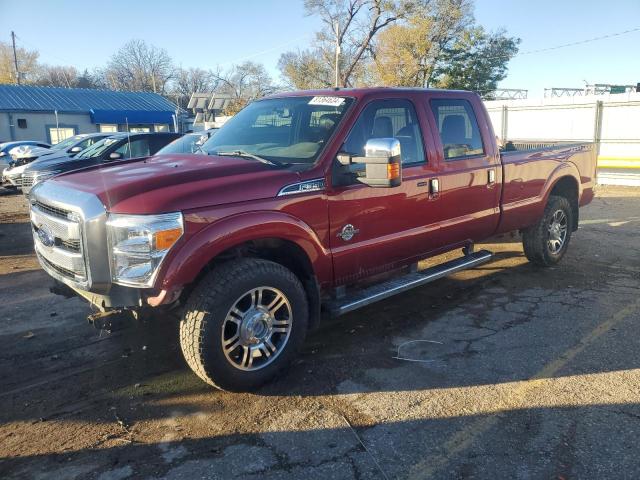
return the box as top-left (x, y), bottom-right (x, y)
top-left (0, 185), bottom-right (639, 480)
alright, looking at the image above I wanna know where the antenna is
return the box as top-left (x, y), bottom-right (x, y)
top-left (54, 110), bottom-right (60, 143)
top-left (334, 20), bottom-right (341, 88)
top-left (125, 117), bottom-right (131, 157)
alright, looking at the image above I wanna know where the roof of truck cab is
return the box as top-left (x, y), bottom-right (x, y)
top-left (266, 87), bottom-right (475, 100)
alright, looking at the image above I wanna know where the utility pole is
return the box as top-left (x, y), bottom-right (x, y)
top-left (334, 20), bottom-right (340, 88)
top-left (11, 31), bottom-right (20, 85)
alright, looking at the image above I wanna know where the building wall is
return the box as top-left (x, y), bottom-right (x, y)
top-left (0, 113), bottom-right (10, 141)
top-left (0, 112), bottom-right (98, 143)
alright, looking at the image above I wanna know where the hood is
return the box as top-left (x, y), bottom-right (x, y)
top-left (51, 154), bottom-right (302, 214)
top-left (4, 162), bottom-right (29, 175)
top-left (9, 146), bottom-right (58, 167)
top-left (24, 151), bottom-right (74, 172)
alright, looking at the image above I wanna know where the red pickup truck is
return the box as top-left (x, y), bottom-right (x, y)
top-left (29, 88), bottom-right (596, 391)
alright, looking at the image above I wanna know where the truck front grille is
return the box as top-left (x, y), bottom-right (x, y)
top-left (21, 173), bottom-right (35, 188)
top-left (30, 200), bottom-right (86, 281)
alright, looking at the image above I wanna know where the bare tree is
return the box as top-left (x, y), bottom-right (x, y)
top-left (171, 67), bottom-right (220, 107)
top-left (277, 50), bottom-right (333, 89)
top-left (279, 0), bottom-right (418, 88)
top-left (101, 39), bottom-right (174, 93)
top-left (32, 64), bottom-right (79, 88)
top-left (215, 61), bottom-right (277, 114)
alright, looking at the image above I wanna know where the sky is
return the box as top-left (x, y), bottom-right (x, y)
top-left (1, 0), bottom-right (639, 98)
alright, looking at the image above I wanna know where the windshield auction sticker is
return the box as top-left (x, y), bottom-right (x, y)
top-left (309, 96), bottom-right (346, 106)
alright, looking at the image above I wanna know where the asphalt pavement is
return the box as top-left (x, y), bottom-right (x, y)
top-left (0, 185), bottom-right (639, 479)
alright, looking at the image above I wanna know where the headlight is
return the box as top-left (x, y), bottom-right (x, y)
top-left (106, 212), bottom-right (183, 287)
top-left (33, 170), bottom-right (60, 185)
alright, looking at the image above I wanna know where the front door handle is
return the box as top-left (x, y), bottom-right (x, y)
top-left (429, 178), bottom-right (440, 198)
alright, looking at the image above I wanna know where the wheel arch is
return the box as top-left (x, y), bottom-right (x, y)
top-left (546, 173), bottom-right (580, 231)
top-left (161, 212), bottom-right (329, 330)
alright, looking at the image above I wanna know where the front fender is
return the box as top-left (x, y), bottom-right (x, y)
top-left (158, 211), bottom-right (332, 291)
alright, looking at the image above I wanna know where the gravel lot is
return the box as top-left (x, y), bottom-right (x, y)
top-left (1, 185), bottom-right (639, 479)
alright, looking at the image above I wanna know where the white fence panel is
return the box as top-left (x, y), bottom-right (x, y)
top-left (506, 104), bottom-right (596, 142)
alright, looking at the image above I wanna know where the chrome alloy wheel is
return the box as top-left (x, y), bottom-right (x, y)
top-left (221, 287), bottom-right (293, 371)
top-left (547, 209), bottom-right (568, 254)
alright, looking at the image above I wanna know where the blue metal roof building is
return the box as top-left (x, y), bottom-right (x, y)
top-left (0, 85), bottom-right (178, 143)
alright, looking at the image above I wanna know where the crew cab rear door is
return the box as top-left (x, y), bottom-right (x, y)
top-left (425, 94), bottom-right (501, 247)
top-left (328, 96), bottom-right (440, 285)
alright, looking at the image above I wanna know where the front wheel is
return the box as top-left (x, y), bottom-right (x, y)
top-left (179, 258), bottom-right (308, 391)
top-left (522, 195), bottom-right (573, 267)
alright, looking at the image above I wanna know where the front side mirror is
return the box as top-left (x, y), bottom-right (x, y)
top-left (108, 152), bottom-right (123, 160)
top-left (352, 138), bottom-right (402, 188)
top-left (69, 146), bottom-right (83, 154)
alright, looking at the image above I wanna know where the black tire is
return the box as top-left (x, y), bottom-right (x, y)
top-left (179, 258), bottom-right (308, 391)
top-left (522, 195), bottom-right (573, 267)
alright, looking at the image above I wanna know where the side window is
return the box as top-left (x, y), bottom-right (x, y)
top-left (150, 136), bottom-right (175, 153)
top-left (343, 99), bottom-right (425, 165)
top-left (430, 99), bottom-right (484, 160)
top-left (78, 138), bottom-right (95, 150)
top-left (113, 139), bottom-right (150, 159)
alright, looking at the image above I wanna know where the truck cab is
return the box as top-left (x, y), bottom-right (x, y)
top-left (28, 88), bottom-right (596, 391)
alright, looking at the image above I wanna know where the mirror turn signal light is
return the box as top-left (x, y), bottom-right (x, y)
top-left (387, 161), bottom-right (401, 180)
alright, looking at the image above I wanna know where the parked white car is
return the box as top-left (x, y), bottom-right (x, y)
top-left (2, 145), bottom-right (43, 187)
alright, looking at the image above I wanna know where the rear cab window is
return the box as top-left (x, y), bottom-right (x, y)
top-left (430, 99), bottom-right (484, 160)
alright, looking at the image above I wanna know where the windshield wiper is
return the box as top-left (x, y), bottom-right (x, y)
top-left (213, 150), bottom-right (285, 167)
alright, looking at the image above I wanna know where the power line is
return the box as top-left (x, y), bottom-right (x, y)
top-left (517, 26), bottom-right (640, 56)
top-left (477, 26), bottom-right (640, 62)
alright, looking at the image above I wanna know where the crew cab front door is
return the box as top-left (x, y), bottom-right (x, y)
top-left (328, 98), bottom-right (440, 285)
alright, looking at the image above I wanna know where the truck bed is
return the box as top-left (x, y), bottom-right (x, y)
top-left (497, 142), bottom-right (597, 233)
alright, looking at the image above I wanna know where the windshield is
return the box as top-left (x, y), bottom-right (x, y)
top-left (156, 134), bottom-right (203, 155)
top-left (52, 135), bottom-right (83, 150)
top-left (76, 137), bottom-right (121, 159)
top-left (201, 96), bottom-right (353, 165)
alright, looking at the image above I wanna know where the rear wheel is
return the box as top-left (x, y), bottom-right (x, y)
top-left (179, 258), bottom-right (308, 391)
top-left (522, 195), bottom-right (573, 267)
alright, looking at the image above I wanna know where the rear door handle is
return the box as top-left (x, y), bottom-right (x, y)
top-left (488, 169), bottom-right (496, 185)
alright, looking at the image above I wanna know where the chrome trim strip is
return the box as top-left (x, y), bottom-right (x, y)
top-left (277, 178), bottom-right (325, 197)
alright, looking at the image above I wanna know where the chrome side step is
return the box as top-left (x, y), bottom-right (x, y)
top-left (326, 249), bottom-right (493, 317)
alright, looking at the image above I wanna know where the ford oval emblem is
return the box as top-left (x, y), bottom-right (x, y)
top-left (37, 225), bottom-right (55, 247)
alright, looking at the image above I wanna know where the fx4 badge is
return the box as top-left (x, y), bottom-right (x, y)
top-left (338, 224), bottom-right (359, 242)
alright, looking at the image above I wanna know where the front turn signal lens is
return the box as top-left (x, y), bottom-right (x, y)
top-left (155, 228), bottom-right (182, 250)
